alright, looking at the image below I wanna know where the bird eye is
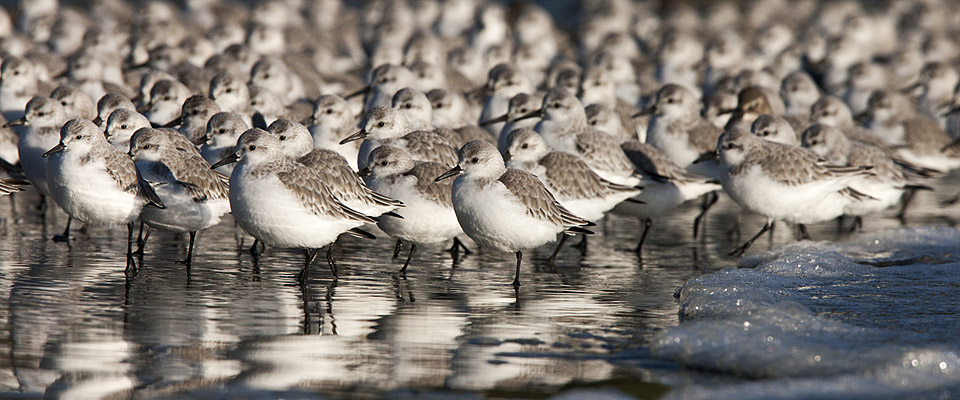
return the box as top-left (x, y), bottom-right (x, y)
top-left (471, 157), bottom-right (479, 163)
top-left (248, 145), bottom-right (256, 150)
top-left (61, 101), bottom-right (68, 106)
top-left (218, 128), bottom-right (225, 134)
top-left (666, 98), bottom-right (675, 104)
top-left (120, 124), bottom-right (128, 129)
top-left (326, 109), bottom-right (333, 114)
top-left (75, 134), bottom-right (82, 140)
top-left (191, 110), bottom-right (199, 115)
top-left (518, 108), bottom-right (526, 113)
top-left (553, 102), bottom-right (561, 108)
top-left (279, 135), bottom-right (286, 140)
top-left (434, 103), bottom-right (442, 108)
top-left (380, 161), bottom-right (387, 166)
top-left (12, 71), bottom-right (19, 75)
top-left (377, 121), bottom-right (385, 127)
top-left (405, 103), bottom-right (412, 109)
top-left (225, 88), bottom-right (233, 93)
top-left (143, 144), bottom-right (151, 149)
top-left (521, 143), bottom-right (528, 149)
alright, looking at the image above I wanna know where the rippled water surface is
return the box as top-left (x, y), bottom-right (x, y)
top-left (1, 172), bottom-right (960, 399)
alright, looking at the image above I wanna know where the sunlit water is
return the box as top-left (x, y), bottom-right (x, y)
top-left (1, 172), bottom-right (959, 399)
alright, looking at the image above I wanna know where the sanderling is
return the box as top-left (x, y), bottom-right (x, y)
top-left (502, 127), bottom-right (640, 261)
top-left (478, 63), bottom-right (533, 137)
top-left (173, 94), bottom-right (221, 143)
top-left (307, 94), bottom-right (362, 170)
top-left (92, 93), bottom-right (135, 127)
top-left (714, 128), bottom-right (871, 256)
top-left (617, 140), bottom-right (722, 252)
top-left (802, 123), bottom-right (917, 230)
top-left (780, 71), bottom-right (821, 119)
top-left (360, 145), bottom-right (466, 273)
top-left (268, 118), bottom-right (403, 219)
top-left (210, 128), bottom-right (376, 283)
top-left (43, 119), bottom-right (165, 266)
top-left (863, 89), bottom-right (960, 172)
top-left (199, 111), bottom-right (250, 176)
top-left (641, 84), bottom-right (723, 178)
top-left (482, 92), bottom-right (540, 151)
top-left (13, 96), bottom-right (67, 197)
top-left (51, 85), bottom-right (96, 120)
top-left (104, 108), bottom-right (151, 152)
top-left (751, 114), bottom-right (800, 146)
top-left (435, 140), bottom-right (594, 287)
top-left (128, 127), bottom-right (230, 266)
top-left (516, 88), bottom-right (638, 186)
top-left (141, 79), bottom-right (191, 126)
top-left (340, 106), bottom-right (457, 170)
top-left (0, 57), bottom-right (49, 121)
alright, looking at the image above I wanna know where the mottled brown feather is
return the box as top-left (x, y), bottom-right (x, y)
top-left (498, 169), bottom-right (590, 227)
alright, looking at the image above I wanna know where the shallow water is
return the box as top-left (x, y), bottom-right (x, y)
top-left (1, 172), bottom-right (959, 399)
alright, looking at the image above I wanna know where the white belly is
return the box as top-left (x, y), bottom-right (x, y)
top-left (141, 184), bottom-right (230, 233)
top-left (46, 155), bottom-right (143, 225)
top-left (452, 178), bottom-right (562, 252)
top-left (230, 170), bottom-right (358, 249)
top-left (369, 176), bottom-right (461, 244)
top-left (723, 165), bottom-right (847, 224)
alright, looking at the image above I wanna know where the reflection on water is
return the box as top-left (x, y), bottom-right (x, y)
top-left (0, 171), bottom-right (957, 398)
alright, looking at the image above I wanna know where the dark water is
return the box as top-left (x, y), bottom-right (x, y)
top-left (0, 172), bottom-right (958, 399)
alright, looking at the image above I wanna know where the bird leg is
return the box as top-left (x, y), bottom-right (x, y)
top-left (183, 231), bottom-right (197, 266)
top-left (547, 234), bottom-right (569, 266)
top-left (897, 187), bottom-right (918, 222)
top-left (399, 243), bottom-right (417, 275)
top-left (635, 217), bottom-right (652, 253)
top-left (513, 251), bottom-right (522, 288)
top-left (392, 239), bottom-right (403, 261)
top-left (298, 248), bottom-right (321, 286)
top-left (52, 216), bottom-right (72, 243)
top-left (728, 220), bottom-right (774, 257)
top-left (797, 223), bottom-right (810, 240)
top-left (693, 192), bottom-right (719, 238)
top-left (326, 243), bottom-right (338, 277)
top-left (133, 222), bottom-right (151, 256)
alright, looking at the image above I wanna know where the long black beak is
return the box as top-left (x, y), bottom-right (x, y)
top-left (900, 81), bottom-right (922, 94)
top-left (942, 136), bottom-right (960, 152)
top-left (6, 117), bottom-right (27, 127)
top-left (692, 151), bottom-right (717, 164)
top-left (43, 143), bottom-right (66, 158)
top-left (192, 134), bottom-right (209, 146)
top-left (479, 113), bottom-right (508, 126)
top-left (512, 108), bottom-right (543, 122)
top-left (344, 85), bottom-right (370, 100)
top-left (162, 116), bottom-right (181, 128)
top-left (92, 116), bottom-right (102, 126)
top-left (210, 153), bottom-right (239, 169)
top-left (434, 165), bottom-right (462, 182)
top-left (339, 129), bottom-right (367, 144)
top-left (502, 152), bottom-right (512, 162)
top-left (632, 105), bottom-right (657, 118)
top-left (357, 167), bottom-right (371, 177)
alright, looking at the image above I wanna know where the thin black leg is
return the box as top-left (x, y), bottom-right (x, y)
top-left (513, 251), bottom-right (522, 288)
top-left (897, 187), bottom-right (917, 222)
top-left (325, 242), bottom-right (338, 277)
top-left (573, 234), bottom-right (588, 254)
top-left (547, 234), bottom-right (569, 266)
top-left (693, 192), bottom-right (718, 238)
top-left (298, 248), bottom-right (320, 286)
top-left (399, 243), bottom-right (417, 275)
top-left (133, 223), bottom-right (151, 256)
top-left (635, 217), bottom-right (652, 253)
top-left (392, 239), bottom-right (403, 260)
top-left (125, 222), bottom-right (135, 271)
top-left (798, 223), bottom-right (810, 240)
top-left (184, 231), bottom-right (197, 266)
top-left (249, 239), bottom-right (261, 257)
top-left (728, 220), bottom-right (774, 257)
top-left (53, 216), bottom-right (72, 242)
